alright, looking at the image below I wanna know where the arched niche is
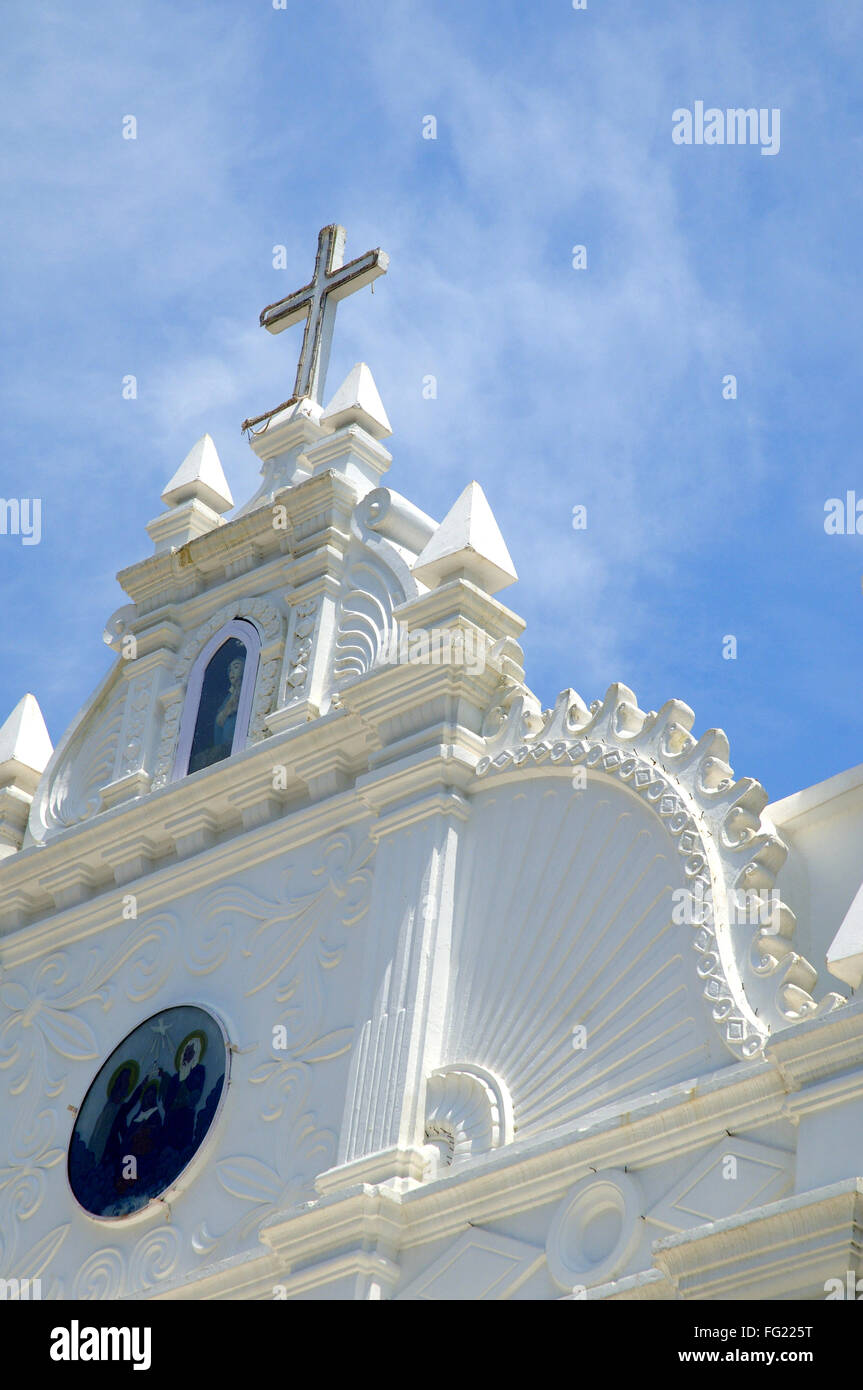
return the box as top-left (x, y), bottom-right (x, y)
top-left (171, 619), bottom-right (261, 780)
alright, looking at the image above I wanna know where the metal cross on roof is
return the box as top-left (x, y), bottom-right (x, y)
top-left (255, 224), bottom-right (389, 421)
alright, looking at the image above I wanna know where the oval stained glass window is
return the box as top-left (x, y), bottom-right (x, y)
top-left (68, 1005), bottom-right (229, 1219)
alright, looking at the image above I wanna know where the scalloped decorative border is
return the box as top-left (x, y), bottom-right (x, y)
top-left (475, 682), bottom-right (843, 1060)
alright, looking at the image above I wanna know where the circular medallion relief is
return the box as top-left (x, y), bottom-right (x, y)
top-left (546, 1170), bottom-right (643, 1291)
top-left (68, 1005), bottom-right (229, 1220)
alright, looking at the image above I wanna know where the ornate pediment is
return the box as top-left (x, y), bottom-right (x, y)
top-left (23, 477), bottom-right (437, 848)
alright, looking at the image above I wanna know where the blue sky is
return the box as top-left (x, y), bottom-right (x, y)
top-left (1, 0), bottom-right (861, 803)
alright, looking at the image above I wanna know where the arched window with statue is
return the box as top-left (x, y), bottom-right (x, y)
top-left (172, 619), bottom-right (261, 779)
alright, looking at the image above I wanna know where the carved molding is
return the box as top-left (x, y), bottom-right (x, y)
top-left (283, 598), bottom-right (318, 700)
top-left (118, 671), bottom-right (156, 780)
top-left (476, 682), bottom-right (843, 1060)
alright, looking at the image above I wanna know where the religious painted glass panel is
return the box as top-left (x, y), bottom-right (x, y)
top-left (187, 636), bottom-right (247, 773)
top-left (68, 1005), bottom-right (228, 1219)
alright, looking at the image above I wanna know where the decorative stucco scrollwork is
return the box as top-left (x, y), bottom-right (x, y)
top-left (333, 557), bottom-right (404, 683)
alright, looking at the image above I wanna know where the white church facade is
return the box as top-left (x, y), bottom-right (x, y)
top-left (2, 226), bottom-right (863, 1302)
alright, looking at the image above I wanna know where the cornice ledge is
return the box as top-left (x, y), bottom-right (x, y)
top-left (259, 1182), bottom-right (405, 1261)
top-left (764, 992), bottom-right (863, 1092)
top-left (0, 724), bottom-right (379, 952)
top-left (393, 578), bottom-right (527, 638)
top-left (300, 1062), bottom-right (784, 1256)
top-left (150, 1217), bottom-right (400, 1301)
top-left (147, 1244), bottom-right (282, 1302)
top-left (356, 746), bottom-right (478, 820)
top-left (118, 467), bottom-right (362, 605)
top-left (580, 1268), bottom-right (676, 1301)
top-left (651, 1176), bottom-right (863, 1300)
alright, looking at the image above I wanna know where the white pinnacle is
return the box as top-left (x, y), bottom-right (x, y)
top-left (0, 693), bottom-right (53, 775)
top-left (412, 481), bottom-right (518, 595)
top-left (161, 434), bottom-right (234, 514)
top-left (321, 363), bottom-right (392, 440)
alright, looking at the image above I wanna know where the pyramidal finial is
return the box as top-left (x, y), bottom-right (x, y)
top-left (321, 363), bottom-right (392, 440)
top-left (412, 482), bottom-right (518, 595)
top-left (0, 694), bottom-right (53, 778)
top-left (161, 434), bottom-right (233, 514)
